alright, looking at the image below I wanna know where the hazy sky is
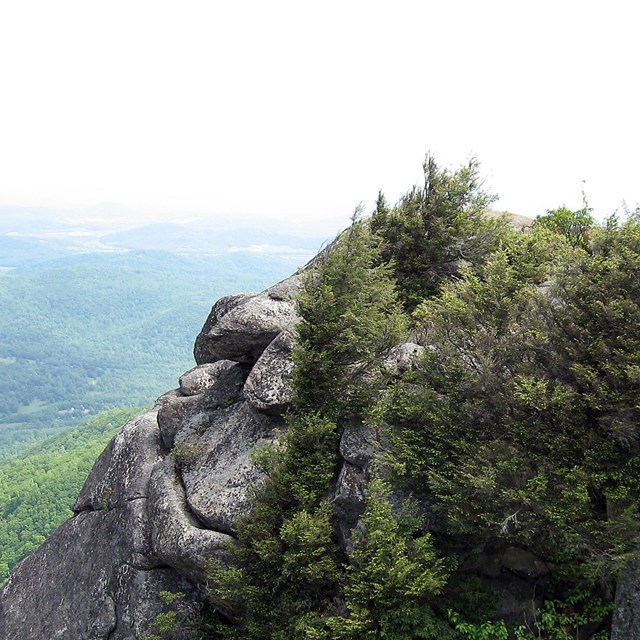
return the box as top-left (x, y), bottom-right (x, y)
top-left (0, 1), bottom-right (637, 228)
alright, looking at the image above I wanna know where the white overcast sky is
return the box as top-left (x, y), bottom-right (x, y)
top-left (0, 0), bottom-right (638, 229)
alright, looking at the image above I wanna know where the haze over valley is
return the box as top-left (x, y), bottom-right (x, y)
top-left (0, 207), bottom-right (336, 456)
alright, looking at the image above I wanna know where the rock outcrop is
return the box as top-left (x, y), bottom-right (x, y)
top-left (612, 561), bottom-right (640, 640)
top-left (1, 266), bottom-right (637, 639)
top-left (244, 327), bottom-right (296, 414)
top-left (0, 409), bottom-right (204, 640)
top-left (193, 288), bottom-right (299, 365)
top-left (0, 278), bottom-right (303, 640)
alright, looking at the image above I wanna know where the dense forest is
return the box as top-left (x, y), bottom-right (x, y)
top-left (0, 249), bottom-right (303, 457)
top-left (0, 407), bottom-right (141, 582)
top-left (194, 157), bottom-right (639, 639)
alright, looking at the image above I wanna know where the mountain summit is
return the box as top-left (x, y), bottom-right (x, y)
top-left (2, 158), bottom-right (639, 639)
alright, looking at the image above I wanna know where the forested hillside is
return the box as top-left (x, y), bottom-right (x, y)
top-left (0, 407), bottom-right (141, 582)
top-left (2, 160), bottom-right (639, 638)
top-left (0, 248), bottom-right (308, 457)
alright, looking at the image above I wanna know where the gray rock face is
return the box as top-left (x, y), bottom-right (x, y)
top-left (179, 401), bottom-right (283, 534)
top-left (158, 360), bottom-right (244, 449)
top-left (332, 461), bottom-right (369, 552)
top-left (74, 410), bottom-right (163, 512)
top-left (0, 413), bottom-right (202, 640)
top-left (194, 291), bottom-right (299, 365)
top-left (199, 360), bottom-right (246, 408)
top-left (382, 342), bottom-right (426, 376)
top-left (0, 277), bottom-right (296, 638)
top-left (264, 273), bottom-right (302, 301)
top-left (339, 418), bottom-right (376, 469)
top-left (149, 457), bottom-right (235, 584)
top-left (333, 462), bottom-right (367, 527)
top-left (179, 360), bottom-right (242, 396)
top-left (244, 328), bottom-right (296, 414)
top-left (157, 361), bottom-right (245, 449)
top-left (0, 505), bottom-right (179, 640)
top-left (612, 561), bottom-right (640, 640)
top-left (157, 393), bottom-right (208, 450)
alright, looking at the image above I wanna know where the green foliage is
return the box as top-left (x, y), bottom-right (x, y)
top-left (521, 591), bottom-right (613, 639)
top-left (0, 407), bottom-right (141, 583)
top-left (378, 244), bottom-right (549, 487)
top-left (378, 214), bottom-right (640, 589)
top-left (294, 215), bottom-right (408, 418)
top-left (503, 222), bottom-right (573, 285)
top-left (204, 158), bottom-right (638, 638)
top-left (533, 204), bottom-right (594, 249)
top-left (254, 412), bottom-right (339, 509)
top-left (207, 217), bottom-right (446, 639)
top-left (141, 590), bottom-right (199, 640)
top-left (206, 411), bottom-right (341, 639)
top-left (160, 590), bottom-right (186, 605)
top-left (551, 215), bottom-right (640, 447)
top-left (148, 611), bottom-right (181, 636)
top-left (370, 154), bottom-right (505, 309)
top-left (325, 479), bottom-right (452, 639)
top-left (0, 249), bottom-right (297, 458)
top-left (451, 590), bottom-right (613, 639)
top-left (449, 612), bottom-right (509, 640)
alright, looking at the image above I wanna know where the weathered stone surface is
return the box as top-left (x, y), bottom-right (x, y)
top-left (612, 560), bottom-right (640, 640)
top-left (0, 502), bottom-right (200, 640)
top-left (333, 462), bottom-right (366, 526)
top-left (244, 329), bottom-right (295, 414)
top-left (149, 457), bottom-right (235, 583)
top-left (333, 462), bottom-right (367, 550)
top-left (158, 361), bottom-right (246, 449)
top-left (339, 418), bottom-right (376, 469)
top-left (200, 360), bottom-right (246, 408)
top-left (114, 566), bottom-right (203, 640)
top-left (193, 292), bottom-right (299, 365)
top-left (382, 342), bottom-right (426, 376)
top-left (179, 360), bottom-right (243, 396)
top-left (192, 293), bottom-right (254, 363)
top-left (154, 388), bottom-right (184, 409)
top-left (157, 393), bottom-right (207, 450)
top-left (74, 410), bottom-right (163, 511)
top-left (180, 401), bottom-right (283, 534)
top-left (0, 258), bottom-right (312, 640)
top-left (264, 273), bottom-right (302, 301)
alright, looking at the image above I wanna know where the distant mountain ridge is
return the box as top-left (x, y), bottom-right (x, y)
top-left (0, 205), bottom-right (343, 268)
top-left (98, 220), bottom-right (324, 258)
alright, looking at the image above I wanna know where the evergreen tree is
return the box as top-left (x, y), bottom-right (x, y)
top-left (370, 154), bottom-right (504, 309)
top-left (294, 214), bottom-right (408, 418)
